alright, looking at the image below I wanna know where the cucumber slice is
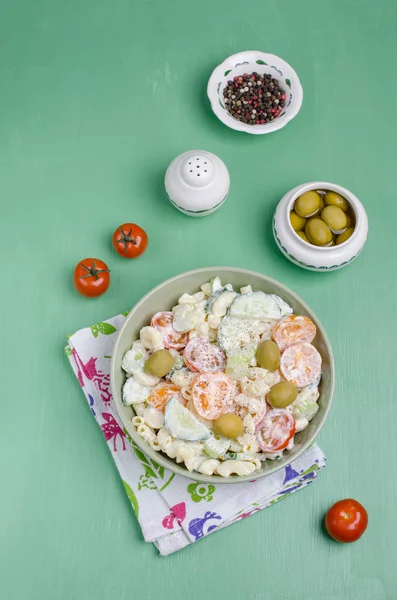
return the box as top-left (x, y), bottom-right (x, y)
top-left (164, 396), bottom-right (211, 442)
top-left (205, 287), bottom-right (236, 313)
top-left (210, 277), bottom-right (223, 293)
top-left (203, 433), bottom-right (231, 458)
top-left (229, 291), bottom-right (292, 320)
top-left (212, 291), bottom-right (238, 317)
top-left (270, 294), bottom-right (293, 318)
top-left (218, 316), bottom-right (263, 355)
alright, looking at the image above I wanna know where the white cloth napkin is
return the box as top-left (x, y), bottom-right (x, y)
top-left (65, 313), bottom-right (327, 556)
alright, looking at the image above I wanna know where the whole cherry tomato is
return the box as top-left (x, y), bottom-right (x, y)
top-left (112, 223), bottom-right (148, 258)
top-left (74, 258), bottom-right (110, 297)
top-left (325, 498), bottom-right (368, 543)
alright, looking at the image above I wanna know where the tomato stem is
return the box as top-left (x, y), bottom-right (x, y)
top-left (80, 261), bottom-right (110, 280)
top-left (117, 227), bottom-right (137, 254)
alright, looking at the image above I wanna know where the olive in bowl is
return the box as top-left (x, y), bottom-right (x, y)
top-left (274, 182), bottom-right (368, 271)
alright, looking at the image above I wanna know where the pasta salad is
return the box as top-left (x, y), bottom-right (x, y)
top-left (121, 278), bottom-right (322, 478)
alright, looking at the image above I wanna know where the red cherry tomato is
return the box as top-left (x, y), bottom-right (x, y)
top-left (191, 372), bottom-right (235, 420)
top-left (74, 258), bottom-right (110, 297)
top-left (184, 338), bottom-right (226, 373)
top-left (325, 499), bottom-right (368, 543)
top-left (255, 408), bottom-right (295, 452)
top-left (150, 311), bottom-right (189, 350)
top-left (147, 384), bottom-right (185, 414)
top-left (112, 223), bottom-right (148, 258)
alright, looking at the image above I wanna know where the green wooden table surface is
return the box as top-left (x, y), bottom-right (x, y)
top-left (1, 0), bottom-right (396, 598)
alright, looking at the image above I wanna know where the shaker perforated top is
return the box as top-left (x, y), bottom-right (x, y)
top-left (165, 150), bottom-right (230, 216)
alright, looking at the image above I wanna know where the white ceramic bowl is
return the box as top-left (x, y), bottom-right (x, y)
top-left (273, 182), bottom-right (369, 271)
top-left (165, 150), bottom-right (230, 216)
top-left (207, 51), bottom-right (303, 135)
top-left (111, 267), bottom-right (335, 484)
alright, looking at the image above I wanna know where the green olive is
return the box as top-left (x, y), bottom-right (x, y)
top-left (256, 340), bottom-right (281, 371)
top-left (214, 414), bottom-right (244, 439)
top-left (145, 349), bottom-right (174, 378)
top-left (268, 381), bottom-right (298, 408)
top-left (321, 205), bottom-right (347, 232)
top-left (290, 211), bottom-right (307, 232)
top-left (324, 191), bottom-right (349, 212)
top-left (297, 231), bottom-right (310, 243)
top-left (336, 227), bottom-right (354, 245)
top-left (345, 211), bottom-right (355, 227)
top-left (306, 218), bottom-right (333, 246)
top-left (318, 194), bottom-right (325, 212)
top-left (327, 236), bottom-right (336, 247)
top-left (294, 191), bottom-right (322, 218)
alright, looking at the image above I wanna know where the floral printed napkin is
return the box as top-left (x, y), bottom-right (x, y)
top-left (65, 313), bottom-right (327, 556)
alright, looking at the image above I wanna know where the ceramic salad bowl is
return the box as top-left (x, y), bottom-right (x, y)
top-left (111, 267), bottom-right (334, 484)
top-left (207, 51), bottom-right (303, 134)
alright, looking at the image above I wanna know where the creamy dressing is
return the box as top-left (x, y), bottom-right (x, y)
top-left (121, 278), bottom-right (322, 477)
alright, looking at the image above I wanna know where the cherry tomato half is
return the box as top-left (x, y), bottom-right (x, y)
top-left (74, 258), bottom-right (110, 298)
top-left (112, 223), bottom-right (148, 258)
top-left (255, 408), bottom-right (295, 452)
top-left (325, 498), bottom-right (368, 543)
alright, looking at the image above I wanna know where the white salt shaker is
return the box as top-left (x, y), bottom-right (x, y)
top-left (165, 150), bottom-right (230, 217)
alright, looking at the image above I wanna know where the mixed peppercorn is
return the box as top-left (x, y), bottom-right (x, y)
top-left (223, 72), bottom-right (286, 125)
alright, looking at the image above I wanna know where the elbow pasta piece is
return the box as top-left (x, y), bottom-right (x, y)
top-left (208, 314), bottom-right (221, 330)
top-left (233, 454), bottom-right (261, 469)
top-left (229, 439), bottom-right (244, 453)
top-left (176, 444), bottom-right (196, 471)
top-left (178, 292), bottom-right (205, 305)
top-left (133, 402), bottom-right (146, 417)
top-left (295, 417), bottom-right (309, 432)
top-left (208, 327), bottom-right (218, 343)
top-left (200, 283), bottom-right (212, 297)
top-left (170, 367), bottom-right (196, 389)
top-left (132, 416), bottom-right (145, 427)
top-left (242, 414), bottom-right (256, 435)
top-left (136, 423), bottom-right (156, 444)
top-left (259, 320), bottom-right (278, 343)
top-left (216, 460), bottom-right (256, 477)
top-left (198, 459), bottom-right (221, 476)
top-left (181, 387), bottom-right (192, 402)
top-left (157, 427), bottom-right (174, 449)
top-left (238, 433), bottom-right (259, 455)
top-left (240, 285), bottom-right (253, 294)
top-left (149, 438), bottom-right (161, 452)
top-left (189, 319), bottom-right (209, 341)
top-left (239, 372), bottom-right (271, 398)
top-left (140, 326), bottom-right (164, 350)
top-left (134, 370), bottom-right (161, 387)
top-left (178, 293), bottom-right (196, 304)
top-left (193, 456), bottom-right (208, 471)
top-left (143, 407), bottom-right (165, 429)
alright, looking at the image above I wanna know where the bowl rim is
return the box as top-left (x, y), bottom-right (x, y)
top-left (207, 51), bottom-right (303, 135)
top-left (111, 266), bottom-right (335, 484)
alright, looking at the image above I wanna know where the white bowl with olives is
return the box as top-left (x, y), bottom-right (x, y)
top-left (273, 182), bottom-right (369, 271)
